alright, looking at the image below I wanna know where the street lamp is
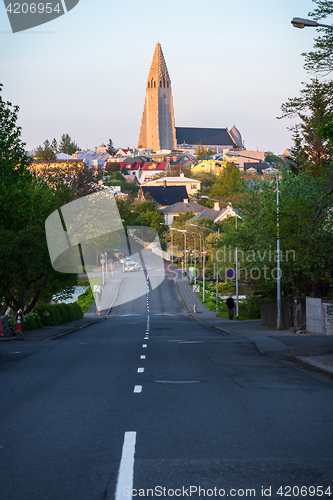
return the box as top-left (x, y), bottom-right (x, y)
top-left (291, 17), bottom-right (333, 29)
top-left (226, 152), bottom-right (281, 330)
top-left (184, 231), bottom-right (197, 286)
top-left (192, 224), bottom-right (219, 315)
top-left (170, 228), bottom-right (187, 276)
top-left (201, 195), bottom-right (239, 320)
top-left (189, 227), bottom-right (205, 303)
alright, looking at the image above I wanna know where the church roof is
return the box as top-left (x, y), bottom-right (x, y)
top-left (176, 127), bottom-right (236, 147)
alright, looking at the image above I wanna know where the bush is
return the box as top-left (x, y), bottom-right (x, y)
top-left (238, 297), bottom-right (261, 319)
top-left (77, 286), bottom-right (95, 313)
top-left (31, 302), bottom-right (83, 329)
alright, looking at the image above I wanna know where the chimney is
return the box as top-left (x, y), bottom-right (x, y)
top-left (180, 172), bottom-right (184, 177)
top-left (183, 198), bottom-right (189, 204)
top-left (214, 202), bottom-right (220, 211)
top-left (163, 179), bottom-right (167, 187)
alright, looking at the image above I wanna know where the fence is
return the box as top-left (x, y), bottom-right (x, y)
top-left (261, 296), bottom-right (306, 330)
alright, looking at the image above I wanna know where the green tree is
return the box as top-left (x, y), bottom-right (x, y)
top-left (279, 78), bottom-right (333, 173)
top-left (35, 139), bottom-right (57, 161)
top-left (194, 144), bottom-right (215, 161)
top-left (208, 163), bottom-right (245, 201)
top-left (51, 138), bottom-right (58, 153)
top-left (303, 0), bottom-right (333, 74)
top-left (0, 83), bottom-right (34, 231)
top-left (106, 138), bottom-right (116, 156)
top-left (59, 133), bottom-right (79, 155)
top-left (222, 171), bottom-right (333, 299)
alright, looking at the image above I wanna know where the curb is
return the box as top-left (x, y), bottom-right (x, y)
top-left (294, 356), bottom-right (333, 378)
top-left (45, 317), bottom-right (106, 341)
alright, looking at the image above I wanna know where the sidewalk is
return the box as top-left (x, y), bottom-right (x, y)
top-left (176, 277), bottom-right (333, 379)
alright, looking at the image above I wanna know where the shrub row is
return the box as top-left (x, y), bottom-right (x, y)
top-left (13, 302), bottom-right (84, 331)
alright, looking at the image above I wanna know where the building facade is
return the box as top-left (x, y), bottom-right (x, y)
top-left (138, 42), bottom-right (176, 151)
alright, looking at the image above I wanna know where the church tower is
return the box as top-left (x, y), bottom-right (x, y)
top-left (138, 42), bottom-right (176, 151)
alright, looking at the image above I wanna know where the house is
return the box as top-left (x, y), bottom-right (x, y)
top-left (160, 201), bottom-right (207, 226)
top-left (139, 161), bottom-right (169, 183)
top-left (224, 150), bottom-right (265, 168)
top-left (189, 202), bottom-right (238, 224)
top-left (142, 173), bottom-right (201, 197)
top-left (140, 185), bottom-right (189, 209)
top-left (191, 155), bottom-right (226, 174)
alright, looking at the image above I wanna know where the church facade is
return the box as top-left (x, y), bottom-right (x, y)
top-left (138, 42), bottom-right (176, 151)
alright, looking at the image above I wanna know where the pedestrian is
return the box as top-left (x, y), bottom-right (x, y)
top-left (226, 294), bottom-right (235, 320)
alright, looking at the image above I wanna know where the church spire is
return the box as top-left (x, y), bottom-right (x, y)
top-left (138, 42), bottom-right (176, 151)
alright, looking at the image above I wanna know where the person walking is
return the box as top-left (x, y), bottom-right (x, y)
top-left (226, 294), bottom-right (235, 320)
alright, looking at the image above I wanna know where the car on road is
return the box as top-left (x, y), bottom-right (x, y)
top-left (124, 257), bottom-right (140, 270)
top-left (124, 261), bottom-right (139, 272)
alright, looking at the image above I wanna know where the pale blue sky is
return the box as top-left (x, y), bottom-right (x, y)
top-left (0, 0), bottom-right (324, 154)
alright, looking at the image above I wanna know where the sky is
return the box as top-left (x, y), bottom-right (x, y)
top-left (0, 0), bottom-right (324, 154)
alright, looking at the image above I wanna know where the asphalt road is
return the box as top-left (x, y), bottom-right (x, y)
top-left (1, 262), bottom-right (333, 500)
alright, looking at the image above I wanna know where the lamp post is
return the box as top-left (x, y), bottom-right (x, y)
top-left (171, 228), bottom-right (187, 276)
top-left (291, 17), bottom-right (333, 29)
top-left (189, 227), bottom-right (205, 303)
top-left (185, 231), bottom-right (197, 286)
top-left (226, 152), bottom-right (281, 330)
top-left (191, 223), bottom-right (219, 315)
top-left (200, 196), bottom-right (239, 319)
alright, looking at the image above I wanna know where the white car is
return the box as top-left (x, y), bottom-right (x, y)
top-left (124, 262), bottom-right (137, 272)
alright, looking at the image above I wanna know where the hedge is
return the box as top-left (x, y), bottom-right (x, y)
top-left (18, 302), bottom-right (83, 331)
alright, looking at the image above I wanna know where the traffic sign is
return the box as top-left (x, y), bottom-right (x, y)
top-left (177, 252), bottom-right (182, 258)
top-left (115, 253), bottom-right (119, 257)
top-left (109, 259), bottom-right (113, 263)
top-left (100, 258), bottom-right (105, 264)
top-left (168, 242), bottom-right (171, 246)
top-left (93, 284), bottom-right (101, 293)
top-left (226, 268), bottom-right (235, 279)
top-left (193, 285), bottom-right (200, 293)
top-left (170, 249), bottom-right (174, 253)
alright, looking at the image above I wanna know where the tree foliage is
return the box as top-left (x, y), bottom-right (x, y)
top-left (194, 144), bottom-right (215, 161)
top-left (59, 133), bottom-right (79, 155)
top-left (106, 138), bottom-right (116, 156)
top-left (221, 171), bottom-right (333, 298)
top-left (303, 0), bottom-right (333, 74)
top-left (279, 79), bottom-right (333, 173)
top-left (35, 139), bottom-right (57, 161)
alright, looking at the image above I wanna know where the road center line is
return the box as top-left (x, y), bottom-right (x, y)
top-left (115, 431), bottom-right (137, 500)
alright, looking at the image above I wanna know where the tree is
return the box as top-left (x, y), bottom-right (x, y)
top-left (35, 139), bottom-right (57, 161)
top-left (106, 138), bottom-right (116, 156)
top-left (59, 133), bottom-right (79, 155)
top-left (221, 171), bottom-right (333, 299)
top-left (208, 163), bottom-right (245, 201)
top-left (0, 83), bottom-right (34, 231)
top-left (303, 0), bottom-right (333, 74)
top-left (51, 138), bottom-right (58, 153)
top-left (279, 79), bottom-right (333, 173)
top-left (194, 144), bottom-right (215, 161)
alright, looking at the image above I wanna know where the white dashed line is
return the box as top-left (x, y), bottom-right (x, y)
top-left (115, 431), bottom-right (137, 500)
top-left (137, 367), bottom-right (144, 373)
top-left (140, 355), bottom-right (146, 359)
top-left (142, 344), bottom-right (147, 348)
top-left (133, 385), bottom-right (142, 393)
